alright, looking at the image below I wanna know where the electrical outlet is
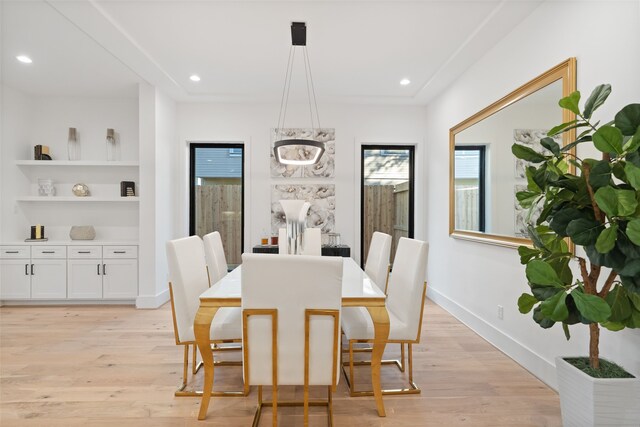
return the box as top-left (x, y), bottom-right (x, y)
top-left (497, 305), bottom-right (504, 320)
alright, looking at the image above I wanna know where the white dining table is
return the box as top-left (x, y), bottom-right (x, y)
top-left (193, 256), bottom-right (390, 420)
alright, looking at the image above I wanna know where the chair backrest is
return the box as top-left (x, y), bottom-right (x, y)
top-left (364, 231), bottom-right (392, 290)
top-left (302, 228), bottom-right (322, 256)
top-left (166, 236), bottom-right (209, 343)
top-left (278, 228), bottom-right (286, 254)
top-left (202, 231), bottom-right (228, 284)
top-left (386, 237), bottom-right (429, 340)
top-left (203, 231), bottom-right (228, 285)
top-left (241, 253), bottom-right (343, 386)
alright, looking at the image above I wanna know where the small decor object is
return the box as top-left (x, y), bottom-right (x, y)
top-left (34, 145), bottom-right (52, 160)
top-left (27, 224), bottom-right (47, 241)
top-left (37, 178), bottom-right (55, 196)
top-left (106, 128), bottom-right (117, 161)
top-left (273, 22), bottom-right (327, 167)
top-left (512, 84), bottom-right (639, 426)
top-left (67, 127), bottom-right (79, 160)
top-left (69, 225), bottom-right (96, 240)
top-left (270, 235), bottom-right (278, 246)
top-left (72, 183), bottom-right (90, 197)
top-left (280, 199), bottom-right (311, 255)
top-left (120, 181), bottom-right (135, 197)
top-left (272, 184), bottom-right (336, 233)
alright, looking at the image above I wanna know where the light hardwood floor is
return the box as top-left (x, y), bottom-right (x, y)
top-left (0, 300), bottom-right (561, 426)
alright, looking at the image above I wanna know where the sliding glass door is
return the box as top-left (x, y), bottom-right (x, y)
top-left (361, 146), bottom-right (415, 265)
top-left (189, 143), bottom-right (244, 267)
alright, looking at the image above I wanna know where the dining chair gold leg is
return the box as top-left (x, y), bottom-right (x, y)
top-left (272, 385), bottom-right (278, 427)
top-left (327, 385), bottom-right (333, 427)
top-left (304, 383), bottom-right (309, 427)
top-left (176, 344), bottom-right (189, 393)
top-left (349, 339), bottom-right (355, 395)
top-left (399, 342), bottom-right (406, 373)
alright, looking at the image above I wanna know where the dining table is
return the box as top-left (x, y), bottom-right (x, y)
top-left (193, 256), bottom-right (390, 420)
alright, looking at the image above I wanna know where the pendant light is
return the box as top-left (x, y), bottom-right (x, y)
top-left (273, 22), bottom-right (325, 166)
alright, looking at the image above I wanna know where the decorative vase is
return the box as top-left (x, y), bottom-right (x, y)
top-left (67, 127), bottom-right (79, 160)
top-left (106, 128), bottom-right (117, 161)
top-left (556, 356), bottom-right (640, 426)
top-left (37, 179), bottom-right (55, 197)
top-left (280, 200), bottom-right (310, 255)
top-left (72, 183), bottom-right (90, 197)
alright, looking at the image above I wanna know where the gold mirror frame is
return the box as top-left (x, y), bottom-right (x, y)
top-left (449, 58), bottom-right (577, 248)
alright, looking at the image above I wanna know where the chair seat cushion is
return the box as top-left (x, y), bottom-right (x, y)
top-left (182, 307), bottom-right (242, 342)
top-left (341, 306), bottom-right (413, 341)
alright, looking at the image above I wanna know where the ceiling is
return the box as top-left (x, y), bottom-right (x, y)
top-left (1, 0), bottom-right (544, 104)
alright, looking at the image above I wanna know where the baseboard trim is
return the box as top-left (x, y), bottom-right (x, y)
top-left (136, 288), bottom-right (170, 309)
top-left (0, 299), bottom-right (135, 306)
top-left (427, 287), bottom-right (558, 391)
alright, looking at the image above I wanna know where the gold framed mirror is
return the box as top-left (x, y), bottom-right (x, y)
top-left (449, 58), bottom-right (577, 247)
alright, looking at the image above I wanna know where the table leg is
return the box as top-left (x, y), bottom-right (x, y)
top-left (194, 306), bottom-right (219, 420)
top-left (366, 305), bottom-right (390, 417)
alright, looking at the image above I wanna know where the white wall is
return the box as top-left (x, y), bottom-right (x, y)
top-left (425, 0), bottom-right (640, 389)
top-left (137, 83), bottom-right (177, 308)
top-left (176, 102), bottom-right (427, 263)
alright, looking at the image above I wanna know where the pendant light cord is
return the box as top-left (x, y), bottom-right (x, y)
top-left (304, 47), bottom-right (321, 131)
top-left (276, 46), bottom-right (295, 141)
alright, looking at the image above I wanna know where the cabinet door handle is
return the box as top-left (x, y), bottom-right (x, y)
top-left (78, 251), bottom-right (91, 254)
top-left (113, 251), bottom-right (126, 254)
top-left (25, 264), bottom-right (29, 275)
top-left (6, 251), bottom-right (19, 254)
top-left (42, 251), bottom-right (55, 254)
top-left (103, 264), bottom-right (107, 275)
top-left (31, 264), bottom-right (34, 275)
top-left (97, 264), bottom-right (101, 275)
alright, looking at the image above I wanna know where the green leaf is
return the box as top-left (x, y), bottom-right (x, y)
top-left (606, 286), bottom-right (632, 323)
top-left (558, 91), bottom-right (581, 115)
top-left (571, 291), bottom-right (612, 323)
top-left (532, 284), bottom-right (561, 301)
top-left (533, 306), bottom-right (555, 329)
top-left (595, 187), bottom-right (638, 217)
top-left (540, 137), bottom-right (561, 156)
top-left (602, 321), bottom-right (626, 332)
top-left (614, 103), bottom-right (640, 136)
top-left (617, 259), bottom-right (640, 277)
top-left (593, 126), bottom-right (624, 155)
top-left (623, 126), bottom-right (640, 153)
top-left (516, 191), bottom-right (540, 209)
top-left (595, 223), bottom-right (618, 254)
top-left (583, 84), bottom-right (612, 119)
top-left (629, 292), bottom-right (640, 311)
top-left (588, 161), bottom-right (612, 190)
top-left (512, 144), bottom-right (547, 163)
top-left (562, 322), bottom-right (571, 340)
top-left (525, 260), bottom-right (564, 287)
top-left (547, 120), bottom-right (578, 137)
top-left (518, 246), bottom-right (540, 264)
top-left (518, 293), bottom-right (538, 314)
top-left (624, 162), bottom-right (640, 190)
top-left (540, 290), bottom-right (569, 321)
top-left (627, 218), bottom-right (640, 245)
top-left (566, 218), bottom-right (603, 246)
top-left (613, 162), bottom-right (627, 181)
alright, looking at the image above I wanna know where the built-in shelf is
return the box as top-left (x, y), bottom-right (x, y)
top-left (16, 196), bottom-right (139, 203)
top-left (16, 160), bottom-right (139, 167)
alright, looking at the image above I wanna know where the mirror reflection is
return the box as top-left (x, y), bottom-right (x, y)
top-left (449, 59), bottom-right (576, 247)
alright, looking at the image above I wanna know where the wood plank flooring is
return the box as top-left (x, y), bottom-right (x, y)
top-left (0, 300), bottom-right (561, 426)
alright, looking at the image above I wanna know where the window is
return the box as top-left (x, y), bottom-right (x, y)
top-left (189, 143), bottom-right (244, 267)
top-left (361, 145), bottom-right (415, 266)
top-left (454, 145), bottom-right (486, 232)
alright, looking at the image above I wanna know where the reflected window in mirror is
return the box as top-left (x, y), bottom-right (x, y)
top-left (454, 146), bottom-right (486, 232)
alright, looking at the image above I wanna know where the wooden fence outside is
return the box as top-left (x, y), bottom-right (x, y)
top-left (363, 182), bottom-right (409, 264)
top-left (454, 184), bottom-right (479, 231)
top-left (195, 184), bottom-right (242, 265)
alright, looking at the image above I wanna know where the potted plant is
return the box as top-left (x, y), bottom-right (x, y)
top-left (512, 84), bottom-right (639, 426)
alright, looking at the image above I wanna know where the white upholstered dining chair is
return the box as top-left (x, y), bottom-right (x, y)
top-left (166, 235), bottom-right (245, 397)
top-left (202, 231), bottom-right (228, 285)
top-left (364, 231), bottom-right (392, 293)
top-left (341, 237), bottom-right (428, 396)
top-left (241, 253), bottom-right (343, 426)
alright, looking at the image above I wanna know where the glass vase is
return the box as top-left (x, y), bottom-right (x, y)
top-left (67, 127), bottom-right (78, 160)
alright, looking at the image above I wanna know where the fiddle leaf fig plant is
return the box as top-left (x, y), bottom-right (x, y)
top-left (512, 84), bottom-right (640, 373)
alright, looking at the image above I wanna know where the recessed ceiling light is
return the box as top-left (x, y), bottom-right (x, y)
top-left (190, 74), bottom-right (201, 82)
top-left (400, 78), bottom-right (411, 86)
top-left (16, 55), bottom-right (33, 64)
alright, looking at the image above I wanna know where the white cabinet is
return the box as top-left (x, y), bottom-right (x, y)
top-left (68, 245), bottom-right (137, 300)
top-left (0, 246), bottom-right (66, 299)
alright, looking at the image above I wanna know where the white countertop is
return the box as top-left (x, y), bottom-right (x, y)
top-left (2, 240), bottom-right (139, 246)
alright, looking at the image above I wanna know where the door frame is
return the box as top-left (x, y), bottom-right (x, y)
top-left (188, 143), bottom-right (245, 255)
top-left (360, 144), bottom-right (415, 266)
